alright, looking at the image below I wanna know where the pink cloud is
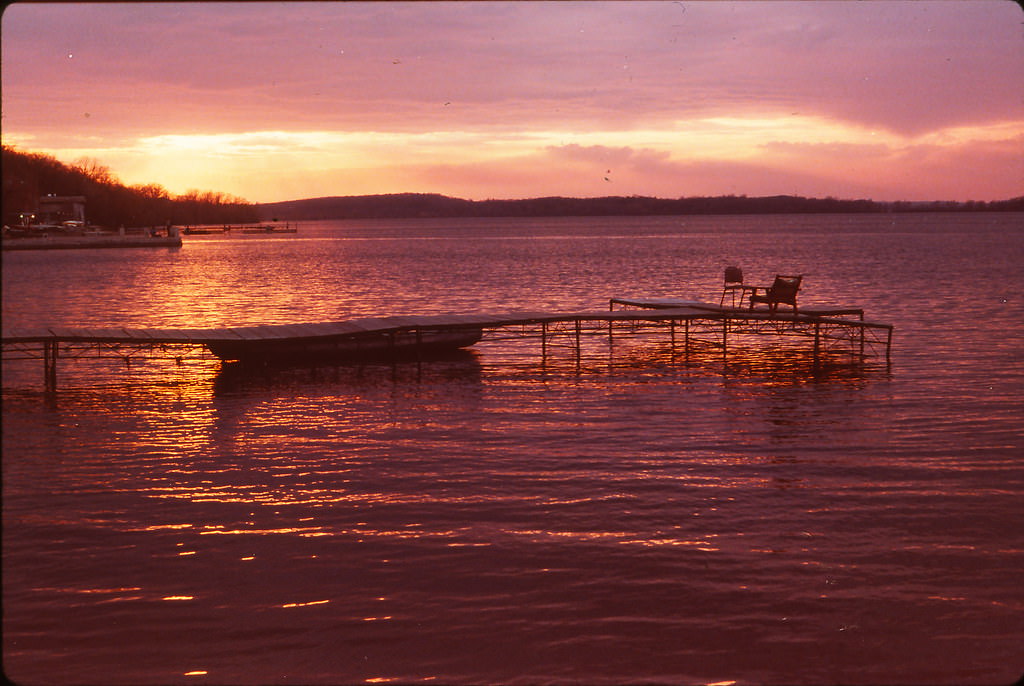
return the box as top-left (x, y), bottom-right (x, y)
top-left (5, 2), bottom-right (1020, 136)
top-left (3, 1), bottom-right (1021, 201)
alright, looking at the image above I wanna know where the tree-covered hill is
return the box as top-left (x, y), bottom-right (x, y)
top-left (259, 192), bottom-right (1024, 221)
top-left (3, 147), bottom-right (259, 228)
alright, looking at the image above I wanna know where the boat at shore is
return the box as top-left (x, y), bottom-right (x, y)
top-left (206, 328), bottom-right (483, 364)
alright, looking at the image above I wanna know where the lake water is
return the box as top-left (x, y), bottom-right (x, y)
top-left (3, 213), bottom-right (1023, 685)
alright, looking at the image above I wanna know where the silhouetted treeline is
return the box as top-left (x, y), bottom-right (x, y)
top-left (3, 147), bottom-right (260, 228)
top-left (260, 192), bottom-right (1024, 221)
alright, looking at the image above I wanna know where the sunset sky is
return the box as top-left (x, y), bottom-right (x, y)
top-left (2, 1), bottom-right (1022, 204)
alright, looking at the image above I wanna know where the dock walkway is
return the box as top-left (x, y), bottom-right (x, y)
top-left (2, 298), bottom-right (893, 390)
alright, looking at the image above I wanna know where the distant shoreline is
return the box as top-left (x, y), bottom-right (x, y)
top-left (258, 193), bottom-right (1024, 222)
top-left (2, 234), bottom-right (182, 251)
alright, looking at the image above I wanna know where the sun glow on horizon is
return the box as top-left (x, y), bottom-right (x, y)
top-left (7, 111), bottom-right (1021, 204)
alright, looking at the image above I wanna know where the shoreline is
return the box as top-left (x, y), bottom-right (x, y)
top-left (2, 235), bottom-right (182, 251)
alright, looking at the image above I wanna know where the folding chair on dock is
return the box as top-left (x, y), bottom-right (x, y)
top-left (720, 266), bottom-right (756, 308)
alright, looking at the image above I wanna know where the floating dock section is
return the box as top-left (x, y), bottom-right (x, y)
top-left (2, 298), bottom-right (893, 391)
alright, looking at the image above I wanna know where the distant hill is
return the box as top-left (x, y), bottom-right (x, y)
top-left (259, 192), bottom-right (1024, 221)
top-left (259, 193), bottom-right (474, 221)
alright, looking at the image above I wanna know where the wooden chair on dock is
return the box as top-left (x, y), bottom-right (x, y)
top-left (720, 266), bottom-right (756, 308)
top-left (749, 274), bottom-right (802, 314)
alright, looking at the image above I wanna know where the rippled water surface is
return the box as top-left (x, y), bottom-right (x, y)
top-left (3, 214), bottom-right (1023, 684)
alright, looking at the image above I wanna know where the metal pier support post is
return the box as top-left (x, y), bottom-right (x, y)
top-left (813, 320), bottom-right (822, 369)
top-left (722, 316), bottom-right (729, 363)
top-left (415, 328), bottom-right (423, 365)
top-left (575, 320), bottom-right (582, 364)
top-left (541, 322), bottom-right (548, 363)
top-left (859, 313), bottom-right (866, 357)
top-left (43, 340), bottom-right (58, 392)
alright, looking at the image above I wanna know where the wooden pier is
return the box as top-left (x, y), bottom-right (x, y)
top-left (182, 222), bottom-right (297, 235)
top-left (2, 299), bottom-right (893, 391)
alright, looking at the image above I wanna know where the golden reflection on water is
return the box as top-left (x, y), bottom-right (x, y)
top-left (121, 501), bottom-right (731, 551)
top-left (280, 599), bottom-right (331, 608)
top-left (199, 525), bottom-right (327, 536)
top-left (33, 586), bottom-right (142, 595)
top-left (29, 586), bottom-right (189, 606)
top-left (136, 523), bottom-right (194, 531)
